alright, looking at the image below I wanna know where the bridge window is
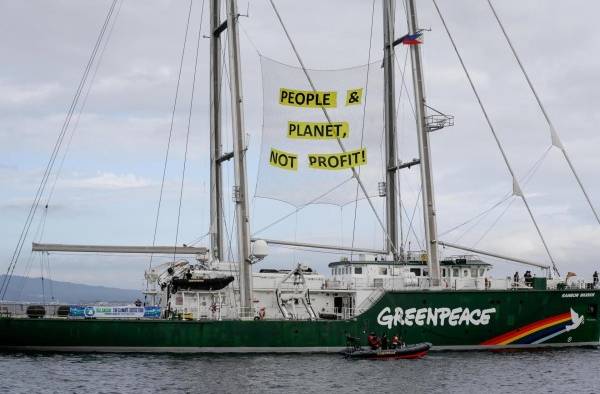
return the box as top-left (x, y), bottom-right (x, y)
top-left (354, 267), bottom-right (363, 275)
top-left (452, 268), bottom-right (459, 277)
top-left (410, 268), bottom-right (421, 277)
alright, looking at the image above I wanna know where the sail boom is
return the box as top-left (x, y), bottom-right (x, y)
top-left (32, 243), bottom-right (208, 255)
top-left (255, 238), bottom-right (386, 255)
top-left (438, 241), bottom-right (550, 270)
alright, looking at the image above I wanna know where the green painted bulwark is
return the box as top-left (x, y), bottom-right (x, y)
top-left (0, 289), bottom-right (598, 352)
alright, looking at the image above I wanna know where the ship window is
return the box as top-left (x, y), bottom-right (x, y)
top-left (380, 267), bottom-right (388, 275)
top-left (442, 268), bottom-right (447, 277)
top-left (479, 268), bottom-right (485, 276)
top-left (463, 269), bottom-right (469, 277)
top-left (452, 268), bottom-right (459, 277)
top-left (354, 267), bottom-right (363, 275)
top-left (471, 268), bottom-right (478, 277)
top-left (410, 268), bottom-right (421, 277)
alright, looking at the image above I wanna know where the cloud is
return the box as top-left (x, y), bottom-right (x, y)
top-left (0, 80), bottom-right (62, 105)
top-left (93, 66), bottom-right (173, 94)
top-left (61, 172), bottom-right (153, 190)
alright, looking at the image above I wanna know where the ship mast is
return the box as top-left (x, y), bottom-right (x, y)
top-left (406, 0), bottom-right (441, 282)
top-left (382, 0), bottom-right (400, 260)
top-left (209, 0), bottom-right (225, 261)
top-left (225, 0), bottom-right (253, 317)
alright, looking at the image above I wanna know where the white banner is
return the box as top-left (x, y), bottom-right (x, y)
top-left (255, 57), bottom-right (385, 207)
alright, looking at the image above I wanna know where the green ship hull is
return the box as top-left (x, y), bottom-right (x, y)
top-left (1, 289), bottom-right (598, 352)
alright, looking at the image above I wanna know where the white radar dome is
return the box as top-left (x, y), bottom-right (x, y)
top-left (251, 239), bottom-right (269, 260)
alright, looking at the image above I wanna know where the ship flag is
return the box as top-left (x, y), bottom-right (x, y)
top-left (398, 32), bottom-right (423, 45)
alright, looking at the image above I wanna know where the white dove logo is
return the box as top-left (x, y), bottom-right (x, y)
top-left (565, 308), bottom-right (584, 332)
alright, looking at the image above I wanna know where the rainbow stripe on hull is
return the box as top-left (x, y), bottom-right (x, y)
top-left (481, 309), bottom-right (583, 346)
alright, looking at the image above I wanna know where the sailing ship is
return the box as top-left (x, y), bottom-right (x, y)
top-left (1, 0), bottom-right (599, 352)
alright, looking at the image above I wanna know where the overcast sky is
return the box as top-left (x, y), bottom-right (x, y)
top-left (1, 0), bottom-right (600, 291)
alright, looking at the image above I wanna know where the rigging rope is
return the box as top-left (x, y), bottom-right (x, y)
top-left (33, 1), bottom-right (123, 301)
top-left (174, 0), bottom-right (206, 259)
top-left (45, 0), bottom-right (124, 209)
top-left (350, 0), bottom-right (376, 259)
top-left (0, 0), bottom-right (119, 300)
top-left (431, 0), bottom-right (560, 277)
top-left (251, 178), bottom-right (353, 237)
top-left (486, 0), bottom-right (600, 227)
top-left (148, 0), bottom-right (194, 272)
top-left (45, 253), bottom-right (55, 301)
top-left (39, 254), bottom-right (46, 305)
top-left (218, 29), bottom-right (239, 309)
top-left (395, 43), bottom-right (413, 255)
top-left (441, 146), bottom-right (552, 241)
top-left (402, 188), bottom-right (423, 251)
top-left (186, 231), bottom-right (210, 247)
top-left (472, 145), bottom-right (552, 248)
top-left (267, 0), bottom-right (399, 256)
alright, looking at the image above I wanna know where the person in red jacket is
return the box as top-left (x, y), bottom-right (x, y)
top-left (367, 332), bottom-right (380, 350)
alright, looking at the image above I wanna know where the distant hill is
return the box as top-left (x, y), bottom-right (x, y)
top-left (0, 275), bottom-right (143, 304)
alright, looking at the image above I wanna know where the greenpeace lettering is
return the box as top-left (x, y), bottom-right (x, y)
top-left (279, 88), bottom-right (337, 108)
top-left (376, 306), bottom-right (497, 329)
top-left (287, 121), bottom-right (349, 139)
top-left (308, 148), bottom-right (366, 170)
top-left (269, 147), bottom-right (298, 171)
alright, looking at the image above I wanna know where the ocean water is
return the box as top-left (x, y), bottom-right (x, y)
top-left (0, 349), bottom-right (598, 394)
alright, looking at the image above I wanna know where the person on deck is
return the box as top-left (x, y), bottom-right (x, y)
top-left (524, 271), bottom-right (533, 286)
top-left (594, 271), bottom-right (599, 287)
top-left (513, 271), bottom-right (520, 284)
top-left (391, 335), bottom-right (400, 349)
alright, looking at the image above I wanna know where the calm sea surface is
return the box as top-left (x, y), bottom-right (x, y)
top-left (0, 349), bottom-right (599, 393)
